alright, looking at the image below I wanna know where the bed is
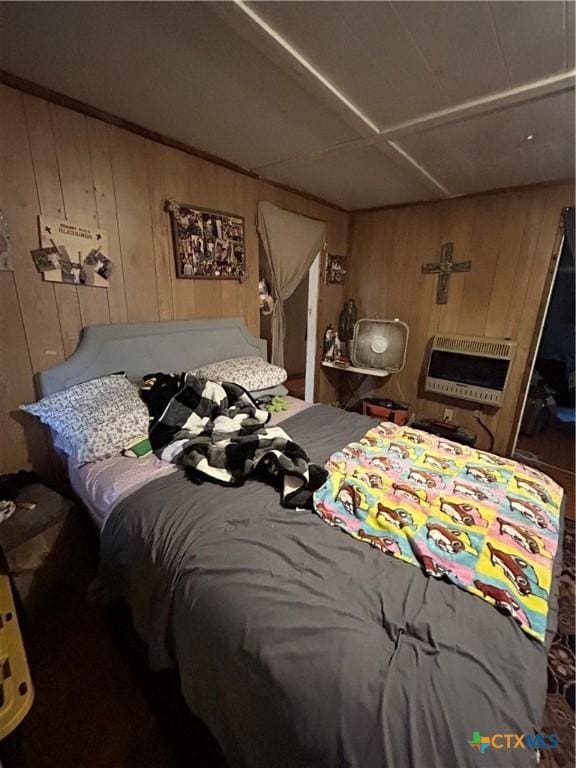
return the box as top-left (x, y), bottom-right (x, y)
top-left (38, 318), bottom-right (564, 768)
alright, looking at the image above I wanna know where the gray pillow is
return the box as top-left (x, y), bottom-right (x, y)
top-left (20, 374), bottom-right (149, 465)
top-left (251, 384), bottom-right (289, 400)
top-left (192, 356), bottom-right (287, 391)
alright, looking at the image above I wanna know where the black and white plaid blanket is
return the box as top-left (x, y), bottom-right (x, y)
top-left (140, 372), bottom-right (325, 507)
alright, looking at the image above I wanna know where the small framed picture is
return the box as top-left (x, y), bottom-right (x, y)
top-left (325, 253), bottom-right (347, 285)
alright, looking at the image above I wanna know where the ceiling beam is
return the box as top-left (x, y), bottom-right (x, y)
top-left (232, 0), bottom-right (381, 134)
top-left (384, 140), bottom-right (451, 196)
top-left (351, 178), bottom-right (575, 214)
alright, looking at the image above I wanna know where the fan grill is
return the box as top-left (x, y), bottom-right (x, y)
top-left (351, 319), bottom-right (408, 372)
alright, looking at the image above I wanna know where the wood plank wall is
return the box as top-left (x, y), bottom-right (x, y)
top-left (0, 85), bottom-right (349, 474)
top-left (348, 183), bottom-right (574, 454)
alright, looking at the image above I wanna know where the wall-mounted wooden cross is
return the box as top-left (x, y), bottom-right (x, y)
top-left (421, 241), bottom-right (471, 304)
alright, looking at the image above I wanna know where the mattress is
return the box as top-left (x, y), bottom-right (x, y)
top-left (99, 405), bottom-right (563, 768)
top-left (70, 396), bottom-right (315, 528)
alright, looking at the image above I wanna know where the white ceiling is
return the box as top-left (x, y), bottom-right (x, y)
top-left (0, 1), bottom-right (574, 210)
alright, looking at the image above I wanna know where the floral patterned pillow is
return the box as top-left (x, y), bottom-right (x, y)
top-left (20, 374), bottom-right (150, 465)
top-left (192, 357), bottom-right (287, 392)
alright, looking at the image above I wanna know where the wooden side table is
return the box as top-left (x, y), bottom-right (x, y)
top-left (0, 484), bottom-right (97, 624)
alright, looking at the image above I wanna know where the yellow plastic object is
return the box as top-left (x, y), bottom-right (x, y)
top-left (0, 574), bottom-right (34, 739)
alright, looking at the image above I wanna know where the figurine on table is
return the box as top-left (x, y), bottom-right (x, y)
top-left (338, 298), bottom-right (358, 344)
top-left (335, 298), bottom-right (357, 365)
top-left (333, 331), bottom-right (342, 362)
top-left (322, 325), bottom-right (335, 361)
top-left (259, 278), bottom-right (274, 316)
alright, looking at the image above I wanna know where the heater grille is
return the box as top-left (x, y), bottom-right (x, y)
top-left (425, 333), bottom-right (516, 408)
top-left (434, 334), bottom-right (514, 359)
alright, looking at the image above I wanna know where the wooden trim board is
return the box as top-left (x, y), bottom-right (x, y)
top-left (353, 180), bottom-right (576, 215)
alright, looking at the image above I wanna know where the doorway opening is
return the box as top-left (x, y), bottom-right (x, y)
top-left (283, 271), bottom-right (308, 398)
top-left (259, 250), bottom-right (320, 402)
top-left (282, 253), bottom-right (320, 401)
top-left (513, 207), bottom-right (575, 491)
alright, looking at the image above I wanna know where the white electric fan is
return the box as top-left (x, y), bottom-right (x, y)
top-left (351, 319), bottom-right (409, 373)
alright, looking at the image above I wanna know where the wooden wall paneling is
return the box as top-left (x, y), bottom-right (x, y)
top-left (51, 103), bottom-right (111, 329)
top-left (0, 274), bottom-right (49, 473)
top-left (483, 191), bottom-right (532, 338)
top-left (257, 181), bottom-right (285, 210)
top-left (401, 205), bottom-right (448, 411)
top-left (411, 198), bottom-right (483, 431)
top-left (146, 142), bottom-right (176, 321)
top-left (456, 195), bottom-right (508, 337)
top-left (161, 145), bottom-right (193, 320)
top-left (87, 117), bottom-right (128, 324)
top-left (188, 157), bottom-right (222, 319)
top-left (385, 208), bottom-right (422, 322)
top-left (243, 175), bottom-right (260, 337)
top-left (435, 197), bottom-right (478, 335)
top-left (503, 190), bottom-right (549, 339)
top-left (425, 202), bottom-right (462, 332)
top-left (422, 200), bottom-right (465, 341)
top-left (0, 86), bottom-right (66, 372)
top-left (22, 93), bottom-right (83, 358)
top-left (0, 87), bottom-right (62, 475)
top-left (109, 126), bottom-right (159, 322)
top-left (0, 275), bottom-right (27, 471)
top-left (217, 166), bottom-right (242, 319)
top-left (362, 214), bottom-right (383, 317)
top-left (44, 106), bottom-right (92, 222)
top-left (22, 95), bottom-right (65, 218)
top-left (233, 170), bottom-right (249, 326)
top-left (290, 190), bottom-right (310, 217)
top-left (346, 213), bottom-right (373, 312)
top-left (365, 212), bottom-right (395, 319)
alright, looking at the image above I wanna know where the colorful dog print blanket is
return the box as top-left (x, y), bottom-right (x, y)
top-left (313, 422), bottom-right (564, 642)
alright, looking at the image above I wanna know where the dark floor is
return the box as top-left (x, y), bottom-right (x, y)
top-left (285, 374), bottom-right (305, 400)
top-left (517, 419), bottom-right (575, 475)
top-left (0, 595), bottom-right (225, 768)
top-left (516, 418), bottom-right (575, 521)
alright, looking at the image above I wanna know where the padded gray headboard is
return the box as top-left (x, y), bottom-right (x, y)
top-left (38, 317), bottom-right (267, 397)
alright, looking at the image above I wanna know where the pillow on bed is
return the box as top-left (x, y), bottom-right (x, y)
top-left (192, 357), bottom-right (287, 392)
top-left (20, 374), bottom-right (150, 465)
top-left (251, 384), bottom-right (289, 400)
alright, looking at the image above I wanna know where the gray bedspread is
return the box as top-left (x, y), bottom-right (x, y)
top-left (101, 405), bottom-right (562, 768)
